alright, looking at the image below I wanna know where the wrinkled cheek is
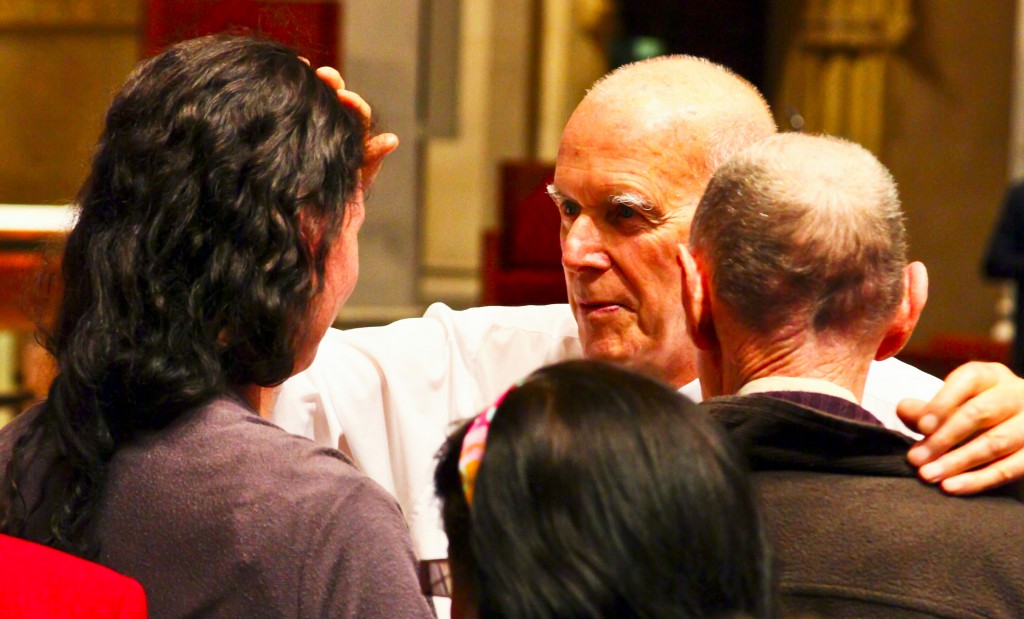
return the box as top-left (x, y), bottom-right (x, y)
top-left (582, 316), bottom-right (644, 360)
top-left (631, 305), bottom-right (662, 339)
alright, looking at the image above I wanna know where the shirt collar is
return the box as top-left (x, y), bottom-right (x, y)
top-left (737, 376), bottom-right (860, 404)
top-left (678, 379), bottom-right (703, 402)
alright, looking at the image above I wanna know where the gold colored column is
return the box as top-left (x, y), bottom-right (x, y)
top-left (778, 0), bottom-right (912, 153)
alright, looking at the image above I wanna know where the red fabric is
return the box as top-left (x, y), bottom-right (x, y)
top-left (481, 161), bottom-right (568, 306)
top-left (143, 0), bottom-right (341, 67)
top-left (500, 163), bottom-right (560, 268)
top-left (505, 176), bottom-right (561, 268)
top-left (0, 534), bottom-right (147, 618)
top-left (488, 270), bottom-right (567, 306)
top-left (0, 251), bottom-right (59, 332)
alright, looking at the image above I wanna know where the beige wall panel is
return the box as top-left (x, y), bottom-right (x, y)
top-left (340, 0), bottom-right (422, 317)
top-left (0, 31), bottom-right (138, 204)
top-left (884, 0), bottom-right (1014, 344)
top-left (421, 0), bottom-right (537, 306)
top-left (0, 0), bottom-right (138, 27)
top-left (422, 0), bottom-right (492, 271)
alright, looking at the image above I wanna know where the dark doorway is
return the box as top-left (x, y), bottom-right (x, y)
top-left (611, 0), bottom-right (769, 98)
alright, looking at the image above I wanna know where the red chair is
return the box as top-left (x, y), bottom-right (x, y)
top-left (481, 162), bottom-right (567, 306)
top-left (0, 534), bottom-right (147, 618)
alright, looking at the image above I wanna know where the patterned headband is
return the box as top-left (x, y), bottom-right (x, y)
top-left (458, 382), bottom-right (521, 505)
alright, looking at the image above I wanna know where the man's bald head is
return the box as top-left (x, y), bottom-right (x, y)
top-left (576, 55), bottom-right (777, 185)
top-left (552, 55), bottom-right (777, 387)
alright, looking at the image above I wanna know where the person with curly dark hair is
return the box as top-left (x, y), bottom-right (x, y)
top-left (0, 35), bottom-right (433, 618)
top-left (434, 360), bottom-right (776, 619)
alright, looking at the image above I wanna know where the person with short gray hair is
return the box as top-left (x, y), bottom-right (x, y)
top-left (691, 132), bottom-right (907, 349)
top-left (683, 133), bottom-right (1024, 617)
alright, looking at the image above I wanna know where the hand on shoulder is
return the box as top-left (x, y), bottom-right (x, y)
top-left (899, 361), bottom-right (1024, 494)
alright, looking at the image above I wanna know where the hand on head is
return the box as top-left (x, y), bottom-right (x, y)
top-left (313, 66), bottom-right (399, 191)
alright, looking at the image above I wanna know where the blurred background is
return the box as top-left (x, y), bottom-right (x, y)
top-left (0, 0), bottom-right (1018, 419)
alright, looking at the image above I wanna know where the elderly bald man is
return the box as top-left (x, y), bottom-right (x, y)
top-left (688, 132), bottom-right (1024, 617)
top-left (547, 57), bottom-right (778, 386)
top-left (275, 56), bottom-right (1024, 579)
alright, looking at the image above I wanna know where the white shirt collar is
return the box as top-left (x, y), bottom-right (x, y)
top-left (679, 379), bottom-right (703, 403)
top-left (737, 376), bottom-right (860, 404)
top-left (679, 376), bottom-right (860, 406)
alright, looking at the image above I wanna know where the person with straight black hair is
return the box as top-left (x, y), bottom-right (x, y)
top-left (435, 359), bottom-right (776, 619)
top-left (0, 35), bottom-right (433, 618)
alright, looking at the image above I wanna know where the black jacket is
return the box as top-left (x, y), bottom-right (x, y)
top-left (704, 393), bottom-right (1024, 619)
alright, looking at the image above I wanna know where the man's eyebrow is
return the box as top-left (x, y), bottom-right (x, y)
top-left (610, 192), bottom-right (656, 212)
top-left (545, 184), bottom-right (566, 202)
top-left (546, 186), bottom-right (663, 220)
top-left (546, 185), bottom-right (656, 210)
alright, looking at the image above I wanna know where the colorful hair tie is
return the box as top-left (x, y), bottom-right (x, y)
top-left (458, 382), bottom-right (520, 505)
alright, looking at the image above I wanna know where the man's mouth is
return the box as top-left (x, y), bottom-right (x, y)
top-left (578, 301), bottom-right (624, 315)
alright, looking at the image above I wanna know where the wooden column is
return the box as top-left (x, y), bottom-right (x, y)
top-left (776, 0), bottom-right (912, 153)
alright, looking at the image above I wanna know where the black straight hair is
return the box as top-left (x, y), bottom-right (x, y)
top-left (436, 359), bottom-right (776, 619)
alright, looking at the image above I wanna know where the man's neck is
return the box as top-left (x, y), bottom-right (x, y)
top-left (232, 384), bottom-right (280, 419)
top-left (656, 362), bottom-right (700, 392)
top-left (724, 358), bottom-right (871, 401)
top-left (718, 331), bottom-right (875, 401)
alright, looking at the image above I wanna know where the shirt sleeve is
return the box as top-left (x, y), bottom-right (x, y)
top-left (271, 302), bottom-right (581, 560)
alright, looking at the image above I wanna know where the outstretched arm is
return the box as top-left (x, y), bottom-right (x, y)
top-left (900, 361), bottom-right (1024, 494)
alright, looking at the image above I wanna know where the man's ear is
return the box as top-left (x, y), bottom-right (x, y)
top-left (678, 244), bottom-right (718, 351)
top-left (876, 261), bottom-right (928, 360)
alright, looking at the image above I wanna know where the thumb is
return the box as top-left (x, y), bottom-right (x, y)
top-left (362, 132), bottom-right (399, 189)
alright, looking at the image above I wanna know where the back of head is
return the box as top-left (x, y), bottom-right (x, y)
top-left (66, 35), bottom-right (365, 399)
top-left (435, 360), bottom-right (775, 619)
top-left (690, 133), bottom-right (906, 338)
top-left (1, 35), bottom-right (365, 556)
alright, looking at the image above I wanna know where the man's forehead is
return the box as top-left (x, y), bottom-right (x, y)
top-left (553, 140), bottom-right (704, 208)
top-left (567, 95), bottom-right (707, 146)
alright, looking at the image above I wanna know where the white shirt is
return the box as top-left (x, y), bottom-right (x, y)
top-left (272, 302), bottom-right (941, 562)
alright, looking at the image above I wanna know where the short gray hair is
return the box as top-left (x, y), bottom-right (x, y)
top-left (690, 133), bottom-right (906, 337)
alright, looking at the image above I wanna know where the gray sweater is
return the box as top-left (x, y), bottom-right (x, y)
top-left (0, 396), bottom-right (435, 619)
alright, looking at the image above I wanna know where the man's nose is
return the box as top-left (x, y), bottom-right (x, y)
top-left (561, 215), bottom-right (611, 272)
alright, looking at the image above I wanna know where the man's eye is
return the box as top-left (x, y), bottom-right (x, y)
top-left (562, 201), bottom-right (581, 217)
top-left (616, 204), bottom-right (636, 219)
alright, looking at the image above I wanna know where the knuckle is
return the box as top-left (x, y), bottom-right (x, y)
top-left (996, 464), bottom-right (1016, 486)
top-left (979, 431), bottom-right (1015, 460)
top-left (960, 403), bottom-right (993, 425)
top-left (982, 361), bottom-right (1005, 375)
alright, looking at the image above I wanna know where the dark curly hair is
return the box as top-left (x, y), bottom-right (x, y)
top-left (435, 360), bottom-right (777, 619)
top-left (0, 35), bottom-right (365, 557)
